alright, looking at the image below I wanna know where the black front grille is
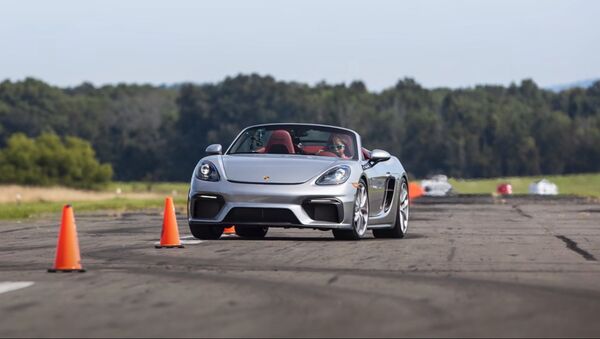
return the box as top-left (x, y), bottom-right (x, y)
top-left (223, 208), bottom-right (300, 224)
top-left (191, 195), bottom-right (224, 219)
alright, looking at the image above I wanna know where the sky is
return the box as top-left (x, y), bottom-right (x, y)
top-left (1, 0), bottom-right (599, 91)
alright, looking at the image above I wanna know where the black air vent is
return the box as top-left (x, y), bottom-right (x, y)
top-left (382, 178), bottom-right (396, 212)
top-left (191, 195), bottom-right (224, 219)
top-left (303, 199), bottom-right (343, 223)
top-left (223, 208), bottom-right (300, 224)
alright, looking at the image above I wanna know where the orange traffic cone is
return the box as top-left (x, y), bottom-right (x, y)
top-left (223, 226), bottom-right (236, 235)
top-left (48, 205), bottom-right (85, 273)
top-left (408, 182), bottom-right (424, 200)
top-left (155, 197), bottom-right (184, 248)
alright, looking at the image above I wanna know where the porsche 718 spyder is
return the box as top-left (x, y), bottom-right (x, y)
top-left (187, 123), bottom-right (409, 240)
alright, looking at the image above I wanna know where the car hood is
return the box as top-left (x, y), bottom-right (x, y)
top-left (222, 154), bottom-right (339, 184)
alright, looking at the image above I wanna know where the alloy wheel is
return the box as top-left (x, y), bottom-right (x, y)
top-left (353, 183), bottom-right (369, 236)
top-left (398, 181), bottom-right (409, 234)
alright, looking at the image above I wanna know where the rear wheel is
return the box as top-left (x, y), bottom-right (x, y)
top-left (189, 224), bottom-right (224, 240)
top-left (333, 179), bottom-right (369, 240)
top-left (373, 177), bottom-right (409, 239)
top-left (235, 226), bottom-right (269, 239)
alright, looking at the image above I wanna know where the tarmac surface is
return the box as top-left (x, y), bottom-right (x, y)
top-left (1, 195), bottom-right (600, 337)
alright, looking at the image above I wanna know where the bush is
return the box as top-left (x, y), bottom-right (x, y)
top-left (0, 133), bottom-right (112, 189)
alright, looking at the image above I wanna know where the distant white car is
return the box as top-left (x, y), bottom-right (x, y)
top-left (421, 174), bottom-right (453, 196)
top-left (528, 179), bottom-right (558, 195)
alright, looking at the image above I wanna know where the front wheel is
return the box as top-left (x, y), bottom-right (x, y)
top-left (333, 179), bottom-right (369, 240)
top-left (373, 178), bottom-right (409, 239)
top-left (189, 224), bottom-right (224, 240)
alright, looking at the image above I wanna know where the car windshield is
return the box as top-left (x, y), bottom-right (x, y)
top-left (227, 125), bottom-right (358, 160)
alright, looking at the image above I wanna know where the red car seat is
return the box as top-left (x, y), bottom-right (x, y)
top-left (265, 130), bottom-right (295, 154)
top-left (361, 147), bottom-right (371, 160)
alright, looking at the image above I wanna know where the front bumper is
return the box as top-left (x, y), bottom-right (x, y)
top-left (187, 179), bottom-right (357, 230)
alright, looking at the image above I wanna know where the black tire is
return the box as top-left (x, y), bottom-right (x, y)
top-left (332, 228), bottom-right (359, 240)
top-left (373, 177), bottom-right (409, 239)
top-left (189, 224), bottom-right (224, 240)
top-left (235, 226), bottom-right (269, 239)
top-left (333, 178), bottom-right (368, 240)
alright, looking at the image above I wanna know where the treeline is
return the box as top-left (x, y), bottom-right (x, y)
top-left (1, 75), bottom-right (599, 181)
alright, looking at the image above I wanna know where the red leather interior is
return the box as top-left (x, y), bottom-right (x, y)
top-left (265, 130), bottom-right (295, 154)
top-left (317, 151), bottom-right (337, 157)
top-left (260, 130), bottom-right (357, 158)
top-left (362, 147), bottom-right (371, 160)
top-left (302, 145), bottom-right (326, 155)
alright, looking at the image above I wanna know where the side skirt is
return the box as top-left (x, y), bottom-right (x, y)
top-left (367, 223), bottom-right (394, 229)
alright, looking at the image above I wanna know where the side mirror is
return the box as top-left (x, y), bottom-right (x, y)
top-left (370, 149), bottom-right (391, 164)
top-left (205, 144), bottom-right (222, 155)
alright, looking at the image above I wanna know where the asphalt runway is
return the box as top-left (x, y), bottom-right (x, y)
top-left (1, 195), bottom-right (600, 337)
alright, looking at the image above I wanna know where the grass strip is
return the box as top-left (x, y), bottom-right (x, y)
top-left (448, 173), bottom-right (600, 198)
top-left (0, 197), bottom-right (188, 220)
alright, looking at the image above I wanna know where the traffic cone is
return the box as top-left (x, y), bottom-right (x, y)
top-left (48, 205), bottom-right (85, 273)
top-left (155, 197), bottom-right (184, 248)
top-left (408, 182), bottom-right (424, 200)
top-left (223, 226), bottom-right (236, 235)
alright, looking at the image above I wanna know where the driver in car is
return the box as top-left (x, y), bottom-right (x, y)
top-left (316, 134), bottom-right (351, 159)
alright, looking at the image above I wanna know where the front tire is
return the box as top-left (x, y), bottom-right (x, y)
top-left (189, 224), bottom-right (224, 240)
top-left (373, 177), bottom-right (409, 239)
top-left (235, 226), bottom-right (269, 239)
top-left (333, 179), bottom-right (369, 240)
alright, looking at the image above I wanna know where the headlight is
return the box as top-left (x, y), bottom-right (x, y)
top-left (316, 165), bottom-right (351, 185)
top-left (195, 161), bottom-right (220, 181)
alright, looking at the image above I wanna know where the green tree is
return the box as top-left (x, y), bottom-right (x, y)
top-left (0, 132), bottom-right (112, 188)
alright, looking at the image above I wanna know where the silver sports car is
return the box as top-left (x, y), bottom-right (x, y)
top-left (187, 123), bottom-right (409, 240)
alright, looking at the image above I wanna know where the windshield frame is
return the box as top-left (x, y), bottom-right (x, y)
top-left (225, 124), bottom-right (360, 161)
